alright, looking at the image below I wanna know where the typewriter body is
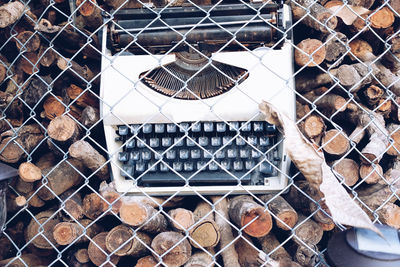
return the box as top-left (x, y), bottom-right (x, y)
top-left (100, 1), bottom-right (295, 195)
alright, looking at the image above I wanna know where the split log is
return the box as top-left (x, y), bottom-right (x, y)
top-left (290, 0), bottom-right (338, 33)
top-left (83, 192), bottom-right (108, 220)
top-left (293, 215), bottom-right (324, 246)
top-left (88, 232), bottom-right (120, 267)
top-left (37, 159), bottom-right (84, 201)
top-left (376, 203), bottom-right (400, 229)
top-left (43, 94), bottom-right (66, 120)
top-left (19, 52), bottom-right (39, 75)
top-left (184, 252), bottom-right (214, 267)
top-left (259, 194), bottom-right (298, 230)
top-left (211, 196), bottom-right (240, 267)
top-left (295, 70), bottom-right (333, 93)
top-left (47, 115), bottom-right (81, 151)
top-left (346, 0), bottom-right (375, 8)
top-left (0, 124), bottom-right (44, 163)
top-left (66, 248), bottom-right (90, 267)
top-left (57, 57), bottom-right (94, 85)
top-left (14, 31), bottom-right (40, 52)
top-left (76, 0), bottom-right (102, 30)
top-left (189, 201), bottom-right (220, 249)
top-left (66, 84), bottom-right (98, 108)
top-left (387, 123), bottom-right (400, 156)
top-left (119, 200), bottom-right (168, 234)
top-left (18, 162), bottom-right (42, 182)
top-left (332, 158), bottom-right (360, 186)
top-left (350, 13), bottom-right (370, 33)
top-left (69, 140), bottom-right (108, 180)
top-left (257, 232), bottom-right (291, 261)
top-left (105, 225), bottom-right (151, 257)
top-left (168, 208), bottom-right (195, 232)
top-left (38, 46), bottom-right (57, 67)
top-left (369, 7), bottom-right (395, 29)
top-left (80, 106), bottom-right (99, 128)
top-left (25, 191), bottom-right (46, 208)
top-left (302, 92), bottom-right (347, 116)
top-left (228, 195), bottom-right (272, 237)
top-left (0, 1), bottom-right (25, 28)
top-left (321, 129), bottom-right (350, 157)
top-left (14, 176), bottom-right (33, 194)
top-left (60, 189), bottom-right (84, 220)
top-left (22, 75), bottom-right (52, 109)
top-left (318, 221), bottom-right (336, 231)
top-left (296, 101), bottom-right (311, 120)
top-left (322, 32), bottom-right (348, 67)
top-left (0, 254), bottom-right (47, 267)
top-left (294, 244), bottom-right (321, 267)
top-left (359, 163), bottom-right (383, 184)
top-left (235, 234), bottom-right (265, 267)
top-left (26, 210), bottom-right (61, 249)
top-left (295, 39), bottom-right (326, 67)
top-left (347, 105), bottom-right (388, 164)
top-left (135, 255), bottom-right (158, 267)
top-left (151, 231), bottom-right (191, 267)
top-left (35, 152), bottom-right (57, 170)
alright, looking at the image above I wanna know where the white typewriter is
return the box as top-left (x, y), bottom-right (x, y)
top-left (100, 1), bottom-right (295, 195)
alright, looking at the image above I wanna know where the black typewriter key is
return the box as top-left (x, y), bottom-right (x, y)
top-left (240, 149), bottom-right (250, 158)
top-left (121, 165), bottom-right (134, 177)
top-left (118, 152), bottom-right (129, 162)
top-left (166, 150), bottom-right (176, 159)
top-left (160, 163), bottom-right (169, 172)
top-left (141, 151), bottom-right (151, 161)
top-left (191, 122), bottom-right (201, 132)
top-left (143, 124), bottom-right (152, 134)
top-left (118, 125), bottom-right (129, 136)
top-left (241, 122), bottom-right (251, 131)
top-left (191, 149), bottom-right (201, 159)
top-left (259, 162), bottom-right (273, 174)
top-left (229, 122), bottom-right (239, 131)
top-left (245, 160), bottom-right (255, 170)
top-left (130, 151), bottom-right (140, 161)
top-left (167, 123), bottom-right (177, 133)
top-left (137, 139), bottom-right (146, 148)
top-left (179, 122), bottom-right (190, 133)
top-left (209, 162), bottom-right (218, 171)
top-left (211, 137), bottom-right (221, 146)
top-left (136, 162), bottom-right (145, 173)
top-left (130, 124), bottom-right (140, 134)
top-left (247, 136), bottom-right (257, 146)
top-left (253, 122), bottom-right (264, 132)
top-left (197, 161), bottom-right (207, 170)
top-left (236, 137), bottom-right (246, 146)
top-left (174, 137), bottom-right (184, 147)
top-left (233, 160), bottom-right (243, 171)
top-left (222, 136), bottom-right (232, 145)
top-left (179, 149), bottom-right (189, 159)
top-left (186, 138), bottom-right (196, 147)
top-left (227, 148), bottom-right (237, 158)
top-left (266, 124), bottom-right (276, 134)
top-left (154, 124), bottom-right (165, 133)
top-left (173, 162), bottom-right (183, 171)
top-left (198, 137), bottom-right (208, 146)
top-left (204, 122), bottom-right (214, 132)
top-left (216, 122), bottom-right (226, 132)
top-left (184, 162), bottom-right (194, 172)
top-left (149, 138), bottom-right (159, 147)
top-left (215, 150), bottom-right (225, 159)
top-left (259, 137), bottom-right (270, 146)
top-left (126, 139), bottom-right (135, 148)
top-left (162, 137), bottom-right (172, 147)
top-left (221, 160), bottom-right (231, 170)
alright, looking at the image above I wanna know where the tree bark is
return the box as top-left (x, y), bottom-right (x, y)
top-left (259, 194), bottom-right (298, 230)
top-left (184, 252), bottom-right (214, 267)
top-left (0, 1), bottom-right (25, 28)
top-left (257, 232), bottom-right (291, 261)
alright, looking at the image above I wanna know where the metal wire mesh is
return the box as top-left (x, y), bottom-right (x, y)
top-left (0, 0), bottom-right (399, 266)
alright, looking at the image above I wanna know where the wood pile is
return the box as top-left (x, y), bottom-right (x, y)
top-left (0, 0), bottom-right (399, 266)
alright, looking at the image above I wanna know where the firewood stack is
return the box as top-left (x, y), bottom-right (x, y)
top-left (0, 0), bottom-right (399, 266)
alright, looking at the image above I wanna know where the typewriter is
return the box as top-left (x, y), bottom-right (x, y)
top-left (100, 1), bottom-right (295, 195)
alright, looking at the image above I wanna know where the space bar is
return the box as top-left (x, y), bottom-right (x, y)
top-left (138, 172), bottom-right (251, 186)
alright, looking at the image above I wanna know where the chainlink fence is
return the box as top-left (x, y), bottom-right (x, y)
top-left (0, 0), bottom-right (399, 266)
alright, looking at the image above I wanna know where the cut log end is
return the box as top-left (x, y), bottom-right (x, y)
top-left (322, 129), bottom-right (350, 156)
top-left (190, 221), bottom-right (220, 248)
top-left (119, 201), bottom-right (148, 226)
top-left (370, 7), bottom-right (395, 29)
top-left (360, 164), bottom-right (383, 184)
top-left (169, 208), bottom-right (195, 232)
top-left (241, 207), bottom-right (272, 237)
top-left (333, 159), bottom-right (360, 186)
top-left (47, 115), bottom-right (77, 141)
top-left (303, 115), bottom-right (325, 139)
top-left (75, 249), bottom-right (90, 263)
top-left (295, 39), bottom-right (326, 67)
top-left (53, 222), bottom-right (82, 245)
top-left (135, 256), bottom-right (158, 267)
top-left (19, 162), bottom-right (42, 182)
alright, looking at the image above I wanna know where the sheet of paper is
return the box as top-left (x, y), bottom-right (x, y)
top-left (356, 228), bottom-right (400, 255)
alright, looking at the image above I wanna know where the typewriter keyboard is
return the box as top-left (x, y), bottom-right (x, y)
top-left (115, 121), bottom-right (281, 187)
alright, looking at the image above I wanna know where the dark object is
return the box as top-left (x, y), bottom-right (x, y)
top-left (327, 225), bottom-right (400, 267)
top-left (0, 162), bottom-right (18, 234)
top-left (116, 121), bottom-right (280, 187)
